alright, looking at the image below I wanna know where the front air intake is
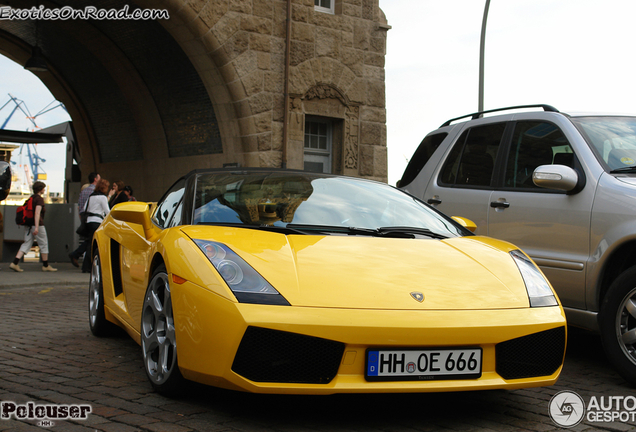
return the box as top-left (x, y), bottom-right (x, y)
top-left (496, 326), bottom-right (566, 380)
top-left (232, 327), bottom-right (345, 384)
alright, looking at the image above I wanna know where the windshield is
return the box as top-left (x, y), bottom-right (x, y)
top-left (192, 172), bottom-right (466, 238)
top-left (571, 116), bottom-right (636, 171)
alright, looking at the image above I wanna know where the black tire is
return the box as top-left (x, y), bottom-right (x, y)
top-left (141, 264), bottom-right (186, 396)
top-left (88, 250), bottom-right (117, 337)
top-left (599, 266), bottom-right (636, 386)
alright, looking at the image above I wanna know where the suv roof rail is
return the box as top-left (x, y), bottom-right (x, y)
top-left (440, 104), bottom-right (560, 127)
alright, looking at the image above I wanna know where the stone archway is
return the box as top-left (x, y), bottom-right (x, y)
top-left (0, 0), bottom-right (241, 201)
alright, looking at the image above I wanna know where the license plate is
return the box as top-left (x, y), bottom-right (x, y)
top-left (365, 348), bottom-right (482, 381)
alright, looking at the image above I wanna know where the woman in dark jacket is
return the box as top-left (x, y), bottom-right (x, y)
top-left (108, 180), bottom-right (128, 208)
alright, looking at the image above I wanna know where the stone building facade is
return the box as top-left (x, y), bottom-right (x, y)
top-left (190, 0), bottom-right (390, 181)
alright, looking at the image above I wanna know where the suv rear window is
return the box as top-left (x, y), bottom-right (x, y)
top-left (398, 132), bottom-right (447, 187)
top-left (440, 123), bottom-right (506, 187)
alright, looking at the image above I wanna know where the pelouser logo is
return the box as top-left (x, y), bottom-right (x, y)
top-left (1, 401), bottom-right (91, 422)
top-left (549, 390), bottom-right (585, 427)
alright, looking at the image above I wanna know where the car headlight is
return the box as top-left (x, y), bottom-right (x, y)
top-left (510, 250), bottom-right (558, 307)
top-left (193, 239), bottom-right (289, 306)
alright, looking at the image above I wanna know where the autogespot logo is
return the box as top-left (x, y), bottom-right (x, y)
top-left (549, 391), bottom-right (585, 427)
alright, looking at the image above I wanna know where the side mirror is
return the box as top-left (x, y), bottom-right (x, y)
top-left (533, 164), bottom-right (579, 192)
top-left (109, 201), bottom-right (156, 240)
top-left (451, 216), bottom-right (477, 233)
top-left (0, 161), bottom-right (10, 201)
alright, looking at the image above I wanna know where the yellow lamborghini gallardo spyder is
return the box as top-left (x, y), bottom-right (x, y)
top-left (88, 169), bottom-right (566, 395)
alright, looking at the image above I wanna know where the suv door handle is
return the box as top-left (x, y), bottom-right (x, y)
top-left (490, 200), bottom-right (510, 209)
top-left (427, 197), bottom-right (442, 205)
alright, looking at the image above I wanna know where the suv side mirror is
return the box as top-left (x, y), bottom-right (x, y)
top-left (533, 164), bottom-right (579, 193)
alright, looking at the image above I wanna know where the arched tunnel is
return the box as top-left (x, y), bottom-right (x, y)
top-left (0, 0), bottom-right (239, 201)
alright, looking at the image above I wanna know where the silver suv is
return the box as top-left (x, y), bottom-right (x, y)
top-left (399, 104), bottom-right (636, 386)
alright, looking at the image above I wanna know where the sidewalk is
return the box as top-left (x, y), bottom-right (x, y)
top-left (0, 261), bottom-right (89, 288)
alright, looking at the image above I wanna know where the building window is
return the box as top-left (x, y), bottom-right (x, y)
top-left (314, 0), bottom-right (334, 14)
top-left (304, 117), bottom-right (332, 173)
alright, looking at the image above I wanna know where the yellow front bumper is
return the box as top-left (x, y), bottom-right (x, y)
top-left (171, 280), bottom-right (566, 394)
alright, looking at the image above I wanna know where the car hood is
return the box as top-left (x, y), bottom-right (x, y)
top-left (615, 175), bottom-right (636, 187)
top-left (181, 227), bottom-right (530, 310)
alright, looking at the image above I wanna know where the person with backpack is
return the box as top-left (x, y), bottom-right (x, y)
top-left (9, 181), bottom-right (57, 272)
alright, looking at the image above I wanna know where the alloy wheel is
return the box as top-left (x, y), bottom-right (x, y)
top-left (616, 286), bottom-right (636, 366)
top-left (88, 254), bottom-right (102, 329)
top-left (142, 272), bottom-right (177, 385)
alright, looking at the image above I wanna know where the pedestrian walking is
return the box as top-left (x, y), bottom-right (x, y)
top-left (0, 199), bottom-right (3, 272)
top-left (9, 181), bottom-right (57, 272)
top-left (69, 172), bottom-right (100, 267)
top-left (0, 160), bottom-right (8, 271)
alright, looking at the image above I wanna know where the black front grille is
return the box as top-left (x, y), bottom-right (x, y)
top-left (496, 326), bottom-right (565, 380)
top-left (232, 327), bottom-right (345, 384)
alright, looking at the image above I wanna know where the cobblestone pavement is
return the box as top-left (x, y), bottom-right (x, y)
top-left (1, 282), bottom-right (635, 432)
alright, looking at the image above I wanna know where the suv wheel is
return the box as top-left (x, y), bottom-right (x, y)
top-left (599, 266), bottom-right (636, 386)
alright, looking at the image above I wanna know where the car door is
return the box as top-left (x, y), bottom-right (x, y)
top-left (120, 178), bottom-right (187, 322)
top-left (423, 122), bottom-right (508, 236)
top-left (487, 120), bottom-right (593, 309)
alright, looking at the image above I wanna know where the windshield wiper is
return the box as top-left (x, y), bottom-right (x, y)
top-left (285, 224), bottom-right (448, 239)
top-left (285, 224), bottom-right (378, 236)
top-left (377, 226), bottom-right (448, 239)
top-left (198, 222), bottom-right (449, 239)
top-left (610, 165), bottom-right (636, 174)
top-left (198, 222), bottom-right (307, 235)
